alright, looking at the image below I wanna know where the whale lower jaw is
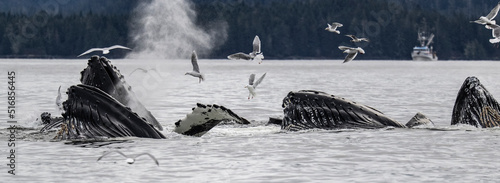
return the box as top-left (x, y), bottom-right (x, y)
top-left (174, 103), bottom-right (250, 137)
top-left (451, 76), bottom-right (500, 128)
top-left (80, 56), bottom-right (162, 131)
top-left (54, 84), bottom-right (165, 139)
top-left (281, 90), bottom-right (406, 131)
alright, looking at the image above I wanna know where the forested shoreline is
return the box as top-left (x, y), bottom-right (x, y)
top-left (0, 0), bottom-right (499, 60)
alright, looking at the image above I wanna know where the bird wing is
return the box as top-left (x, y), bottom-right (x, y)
top-left (357, 47), bottom-right (365, 54)
top-left (253, 73), bottom-right (267, 88)
top-left (493, 26), bottom-right (500, 38)
top-left (77, 48), bottom-right (102, 57)
top-left (56, 86), bottom-right (62, 111)
top-left (487, 22), bottom-right (500, 29)
top-left (345, 35), bottom-right (356, 40)
top-left (97, 150), bottom-right (128, 161)
top-left (253, 35), bottom-right (261, 53)
top-left (343, 52), bottom-right (359, 63)
top-left (338, 46), bottom-right (352, 51)
top-left (228, 52), bottom-right (252, 60)
top-left (135, 153), bottom-right (159, 166)
top-left (486, 2), bottom-right (500, 20)
top-left (248, 74), bottom-right (256, 86)
top-left (495, 27), bottom-right (500, 38)
top-left (332, 22), bottom-right (343, 28)
top-left (107, 45), bottom-right (132, 50)
top-left (191, 51), bottom-right (200, 73)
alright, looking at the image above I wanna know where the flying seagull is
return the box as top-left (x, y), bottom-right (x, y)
top-left (325, 22), bottom-right (343, 34)
top-left (486, 22), bottom-right (500, 43)
top-left (97, 150), bottom-right (159, 166)
top-left (56, 86), bottom-right (63, 112)
top-left (338, 46), bottom-right (365, 63)
top-left (185, 51), bottom-right (205, 83)
top-left (470, 1), bottom-right (500, 28)
top-left (227, 35), bottom-right (264, 63)
top-left (345, 35), bottom-right (369, 43)
top-left (245, 73), bottom-right (266, 99)
top-left (77, 45), bottom-right (132, 57)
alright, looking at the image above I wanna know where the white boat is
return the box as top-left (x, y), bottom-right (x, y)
top-left (411, 31), bottom-right (437, 61)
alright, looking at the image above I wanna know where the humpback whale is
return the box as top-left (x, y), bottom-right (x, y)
top-left (280, 90), bottom-right (406, 131)
top-left (277, 77), bottom-right (500, 130)
top-left (174, 103), bottom-right (250, 137)
top-left (41, 56), bottom-right (249, 139)
top-left (55, 84), bottom-right (165, 139)
top-left (39, 55), bottom-right (498, 141)
top-left (80, 55), bottom-right (162, 131)
top-left (451, 76), bottom-right (500, 128)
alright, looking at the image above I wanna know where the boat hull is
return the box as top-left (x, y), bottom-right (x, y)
top-left (411, 48), bottom-right (437, 61)
top-left (411, 54), bottom-right (438, 61)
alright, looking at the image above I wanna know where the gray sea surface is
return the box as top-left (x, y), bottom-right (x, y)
top-left (1, 59), bottom-right (500, 182)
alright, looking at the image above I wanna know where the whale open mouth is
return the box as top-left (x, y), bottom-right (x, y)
top-left (451, 76), bottom-right (500, 128)
top-left (79, 56), bottom-right (163, 131)
top-left (56, 84), bottom-right (165, 139)
top-left (281, 90), bottom-right (405, 131)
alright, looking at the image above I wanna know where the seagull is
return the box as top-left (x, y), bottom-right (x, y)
top-left (55, 86), bottom-right (63, 112)
top-left (253, 52), bottom-right (264, 64)
top-left (338, 46), bottom-right (365, 63)
top-left (97, 150), bottom-right (159, 166)
top-left (185, 51), bottom-right (205, 83)
top-left (345, 35), bottom-right (369, 42)
top-left (325, 22), bottom-right (343, 34)
top-left (245, 73), bottom-right (266, 99)
top-left (77, 45), bottom-right (132, 57)
top-left (227, 35), bottom-right (264, 63)
top-left (486, 23), bottom-right (500, 43)
top-left (470, 1), bottom-right (500, 28)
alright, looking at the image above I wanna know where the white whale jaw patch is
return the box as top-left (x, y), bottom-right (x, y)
top-left (174, 103), bottom-right (250, 137)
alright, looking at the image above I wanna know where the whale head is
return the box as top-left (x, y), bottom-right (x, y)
top-left (451, 76), bottom-right (500, 128)
top-left (281, 90), bottom-right (405, 131)
top-left (79, 56), bottom-right (163, 131)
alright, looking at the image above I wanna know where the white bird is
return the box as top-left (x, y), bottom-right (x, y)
top-left (245, 73), bottom-right (266, 99)
top-left (253, 53), bottom-right (264, 64)
top-left (185, 51), bottom-right (205, 83)
top-left (55, 86), bottom-right (63, 113)
top-left (228, 35), bottom-right (264, 63)
top-left (325, 22), bottom-right (343, 34)
top-left (345, 35), bottom-right (369, 43)
top-left (97, 150), bottom-right (159, 166)
top-left (338, 46), bottom-right (365, 63)
top-left (486, 23), bottom-right (500, 43)
top-left (470, 1), bottom-right (500, 28)
top-left (77, 45), bottom-right (132, 57)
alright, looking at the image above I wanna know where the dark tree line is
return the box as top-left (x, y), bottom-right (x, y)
top-left (195, 0), bottom-right (500, 60)
top-left (1, 0), bottom-right (500, 60)
top-left (0, 12), bottom-right (130, 58)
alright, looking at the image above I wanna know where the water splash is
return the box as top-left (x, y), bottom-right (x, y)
top-left (128, 0), bottom-right (228, 59)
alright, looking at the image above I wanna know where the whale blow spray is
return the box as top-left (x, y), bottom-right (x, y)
top-left (128, 0), bottom-right (228, 59)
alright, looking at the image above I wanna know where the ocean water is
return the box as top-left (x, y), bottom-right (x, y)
top-left (1, 59), bottom-right (500, 182)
